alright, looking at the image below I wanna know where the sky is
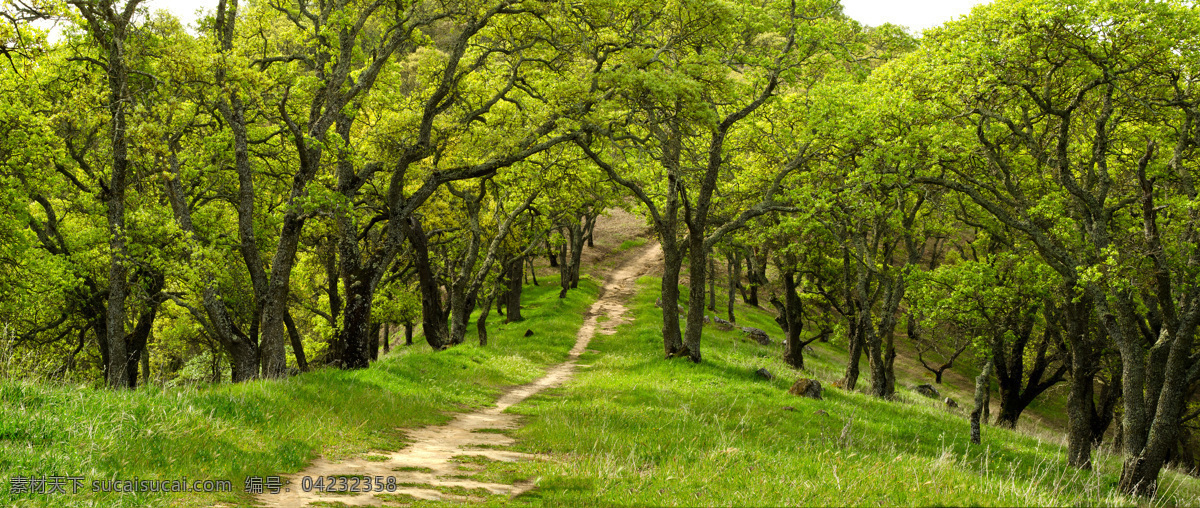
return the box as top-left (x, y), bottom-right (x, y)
top-left (144, 0), bottom-right (992, 34)
top-left (840, 0), bottom-right (992, 32)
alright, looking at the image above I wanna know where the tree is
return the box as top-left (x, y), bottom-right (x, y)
top-left (578, 0), bottom-right (844, 362)
top-left (904, 0), bottom-right (1200, 492)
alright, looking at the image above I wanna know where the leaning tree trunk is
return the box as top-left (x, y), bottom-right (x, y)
top-left (259, 214), bottom-right (310, 377)
top-left (402, 217), bottom-right (448, 350)
top-left (282, 311), bottom-right (308, 371)
top-left (1090, 367), bottom-right (1121, 447)
top-left (125, 300), bottom-right (158, 389)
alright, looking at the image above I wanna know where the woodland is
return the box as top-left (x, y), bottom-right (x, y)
top-left (1, 0), bottom-right (1199, 504)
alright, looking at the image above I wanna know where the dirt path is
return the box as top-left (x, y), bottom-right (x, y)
top-left (258, 242), bottom-right (663, 507)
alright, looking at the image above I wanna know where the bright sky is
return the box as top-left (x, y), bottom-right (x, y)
top-left (145, 0), bottom-right (991, 34)
top-left (840, 0), bottom-right (992, 32)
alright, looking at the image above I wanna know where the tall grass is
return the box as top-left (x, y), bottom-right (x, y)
top-left (0, 280), bottom-right (598, 507)
top-left (477, 277), bottom-right (1200, 507)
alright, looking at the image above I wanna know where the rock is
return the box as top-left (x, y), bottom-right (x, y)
top-left (524, 329), bottom-right (534, 337)
top-left (944, 397), bottom-right (959, 409)
top-left (804, 345), bottom-right (815, 353)
top-left (783, 406), bottom-right (796, 411)
top-left (755, 368), bottom-right (774, 381)
top-left (740, 326), bottom-right (772, 346)
top-left (788, 378), bottom-right (823, 400)
top-left (914, 384), bottom-right (940, 399)
top-left (813, 409), bottom-right (828, 416)
top-left (703, 315), bottom-right (712, 324)
top-left (712, 316), bottom-right (735, 329)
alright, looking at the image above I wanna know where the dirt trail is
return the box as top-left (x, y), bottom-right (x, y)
top-left (258, 242), bottom-right (662, 507)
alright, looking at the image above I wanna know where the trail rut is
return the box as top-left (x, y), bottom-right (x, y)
top-left (257, 242), bottom-right (662, 507)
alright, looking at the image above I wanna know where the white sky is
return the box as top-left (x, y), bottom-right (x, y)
top-left (840, 0), bottom-right (992, 32)
top-left (145, 0), bottom-right (992, 34)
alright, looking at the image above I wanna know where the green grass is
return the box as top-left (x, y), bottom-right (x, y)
top-left (473, 277), bottom-right (1200, 507)
top-left (615, 238), bottom-right (647, 252)
top-left (0, 280), bottom-right (599, 507)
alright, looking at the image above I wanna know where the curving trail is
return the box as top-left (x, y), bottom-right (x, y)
top-left (258, 241), bottom-right (662, 507)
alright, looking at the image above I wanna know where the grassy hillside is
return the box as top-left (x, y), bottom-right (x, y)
top-left (4, 247), bottom-right (1198, 507)
top-left (0, 280), bottom-right (599, 508)
top-left (464, 277), bottom-right (1200, 507)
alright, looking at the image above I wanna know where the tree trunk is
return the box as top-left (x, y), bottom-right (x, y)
top-left (405, 321), bottom-right (413, 346)
top-left (140, 346), bottom-right (149, 386)
top-left (971, 360), bottom-right (995, 444)
top-left (1090, 367), bottom-right (1121, 447)
top-left (744, 248), bottom-right (763, 307)
top-left (569, 220), bottom-right (585, 288)
top-left (259, 215), bottom-right (306, 377)
top-left (863, 311), bottom-right (890, 398)
top-left (125, 303), bottom-right (156, 389)
top-left (369, 322), bottom-right (380, 361)
top-left (707, 254), bottom-right (717, 312)
top-left (782, 270), bottom-right (806, 370)
top-left (558, 237), bottom-right (570, 298)
top-left (726, 251), bottom-right (738, 323)
top-left (402, 217), bottom-right (448, 350)
top-left (383, 323), bottom-right (391, 355)
top-left (660, 242), bottom-right (685, 358)
top-left (86, 5), bottom-right (139, 390)
top-left (478, 293), bottom-right (494, 346)
top-left (506, 257), bottom-right (523, 321)
top-left (447, 282), bottom-right (476, 346)
top-left (336, 268), bottom-right (375, 367)
top-left (842, 317), bottom-right (863, 390)
top-left (682, 235), bottom-right (707, 363)
top-left (283, 310), bottom-right (308, 371)
top-left (1067, 345), bottom-right (1097, 468)
top-left (584, 213), bottom-right (597, 248)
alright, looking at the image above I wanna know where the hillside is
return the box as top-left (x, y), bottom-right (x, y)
top-left (3, 211), bottom-right (1198, 507)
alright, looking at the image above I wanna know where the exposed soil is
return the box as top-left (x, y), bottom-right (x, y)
top-left (257, 241), bottom-right (663, 507)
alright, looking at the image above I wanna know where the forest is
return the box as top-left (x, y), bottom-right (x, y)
top-left (1, 0), bottom-right (1199, 505)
